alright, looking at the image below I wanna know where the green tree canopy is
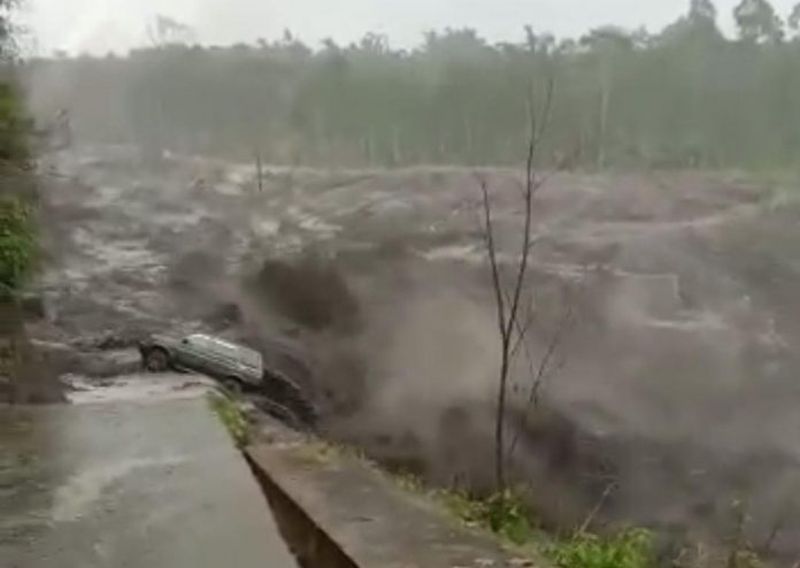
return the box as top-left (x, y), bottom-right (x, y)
top-left (788, 3), bottom-right (800, 35)
top-left (21, 0), bottom-right (800, 170)
top-left (734, 0), bottom-right (785, 43)
top-left (690, 0), bottom-right (718, 24)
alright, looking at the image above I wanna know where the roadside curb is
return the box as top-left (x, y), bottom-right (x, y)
top-left (246, 436), bottom-right (535, 568)
top-left (245, 448), bottom-right (359, 568)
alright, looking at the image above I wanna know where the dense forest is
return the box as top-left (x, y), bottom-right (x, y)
top-left (24, 0), bottom-right (800, 169)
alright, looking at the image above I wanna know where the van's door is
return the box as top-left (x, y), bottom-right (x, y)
top-left (176, 335), bottom-right (213, 372)
top-left (202, 338), bottom-right (240, 378)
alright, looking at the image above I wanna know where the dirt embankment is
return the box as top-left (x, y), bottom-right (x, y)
top-left (0, 300), bottom-right (65, 404)
top-left (36, 149), bottom-right (800, 562)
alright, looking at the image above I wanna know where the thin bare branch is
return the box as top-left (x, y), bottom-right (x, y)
top-left (504, 127), bottom-right (536, 347)
top-left (524, 76), bottom-right (555, 188)
top-left (527, 234), bottom-right (544, 253)
top-left (577, 481), bottom-right (618, 537)
top-left (534, 77), bottom-right (555, 157)
top-left (760, 490), bottom-right (796, 555)
top-left (481, 75), bottom-right (557, 491)
top-left (510, 294), bottom-right (535, 359)
top-left (761, 519), bottom-right (785, 557)
top-left (254, 147), bottom-right (264, 193)
top-left (480, 179), bottom-right (508, 343)
top-left (504, 81), bottom-right (556, 342)
top-left (508, 292), bottom-right (577, 459)
top-left (536, 299), bottom-right (576, 384)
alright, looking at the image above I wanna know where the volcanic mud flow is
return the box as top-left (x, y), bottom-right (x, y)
top-left (36, 148), bottom-right (800, 560)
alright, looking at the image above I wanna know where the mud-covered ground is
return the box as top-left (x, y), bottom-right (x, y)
top-left (34, 147), bottom-right (800, 562)
top-left (0, 374), bottom-right (298, 568)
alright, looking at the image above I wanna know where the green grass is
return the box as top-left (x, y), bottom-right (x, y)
top-left (260, 437), bottom-right (767, 568)
top-left (435, 488), bottom-right (541, 546)
top-left (208, 392), bottom-right (251, 447)
top-left (426, 485), bottom-right (659, 568)
top-left (549, 529), bottom-right (654, 568)
top-left (276, 437), bottom-right (655, 565)
top-left (290, 439), bottom-right (376, 469)
top-left (390, 470), bottom-right (426, 494)
top-left (250, 435), bottom-right (770, 568)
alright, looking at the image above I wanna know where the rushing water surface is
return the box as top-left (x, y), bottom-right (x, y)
top-left (0, 375), bottom-right (297, 568)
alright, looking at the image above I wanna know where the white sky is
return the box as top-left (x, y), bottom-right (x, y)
top-left (19, 0), bottom-right (800, 55)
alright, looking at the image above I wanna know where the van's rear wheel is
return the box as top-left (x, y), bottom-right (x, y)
top-left (144, 348), bottom-right (169, 372)
top-left (222, 377), bottom-right (243, 396)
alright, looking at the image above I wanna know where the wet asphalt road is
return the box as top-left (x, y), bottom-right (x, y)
top-left (0, 376), bottom-right (297, 568)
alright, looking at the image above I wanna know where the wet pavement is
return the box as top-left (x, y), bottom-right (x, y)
top-left (0, 375), bottom-right (297, 568)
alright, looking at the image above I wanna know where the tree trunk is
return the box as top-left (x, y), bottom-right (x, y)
top-left (255, 148), bottom-right (264, 192)
top-left (366, 129), bottom-right (375, 166)
top-left (392, 125), bottom-right (402, 166)
top-left (464, 115), bottom-right (474, 164)
top-left (598, 73), bottom-right (612, 169)
top-left (494, 347), bottom-right (510, 490)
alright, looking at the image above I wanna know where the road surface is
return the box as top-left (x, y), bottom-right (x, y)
top-left (0, 375), bottom-right (297, 568)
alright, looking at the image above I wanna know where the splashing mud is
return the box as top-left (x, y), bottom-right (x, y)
top-left (36, 148), bottom-right (800, 561)
top-left (51, 456), bottom-right (190, 523)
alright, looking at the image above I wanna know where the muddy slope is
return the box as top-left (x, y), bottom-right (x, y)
top-left (37, 149), bottom-right (800, 560)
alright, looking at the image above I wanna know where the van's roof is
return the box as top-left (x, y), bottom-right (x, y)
top-left (189, 334), bottom-right (263, 368)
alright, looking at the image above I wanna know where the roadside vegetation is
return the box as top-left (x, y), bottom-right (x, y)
top-left (409, 480), bottom-right (771, 568)
top-left (432, 487), bottom-right (653, 568)
top-left (0, 0), bottom-right (57, 403)
top-left (208, 392), bottom-right (251, 447)
top-left (551, 530), bottom-right (654, 568)
top-left (0, 0), bottom-right (33, 299)
top-left (287, 434), bottom-right (774, 568)
top-left (0, 194), bottom-right (34, 299)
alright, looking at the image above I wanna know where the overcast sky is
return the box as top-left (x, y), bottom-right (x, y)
top-left (20, 0), bottom-right (800, 55)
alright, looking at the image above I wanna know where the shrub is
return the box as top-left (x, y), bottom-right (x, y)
top-left (438, 488), bottom-right (537, 546)
top-left (0, 81), bottom-right (31, 163)
top-left (550, 529), bottom-right (654, 568)
top-left (0, 195), bottom-right (35, 298)
top-left (208, 393), bottom-right (251, 447)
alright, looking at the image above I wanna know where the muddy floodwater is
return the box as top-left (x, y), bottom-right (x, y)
top-left (0, 376), bottom-right (297, 568)
top-left (28, 148), bottom-right (800, 558)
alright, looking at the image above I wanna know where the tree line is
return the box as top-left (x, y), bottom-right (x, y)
top-left (25, 0), bottom-right (800, 169)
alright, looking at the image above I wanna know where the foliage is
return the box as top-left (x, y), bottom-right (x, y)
top-left (23, 0), bottom-right (800, 170)
top-left (437, 488), bottom-right (538, 546)
top-left (728, 550), bottom-right (766, 568)
top-left (791, 3), bottom-right (800, 34)
top-left (690, 0), bottom-right (718, 23)
top-left (0, 195), bottom-right (34, 298)
top-left (0, 81), bottom-right (30, 163)
top-left (294, 440), bottom-right (371, 466)
top-left (0, 0), bottom-right (19, 60)
top-left (208, 392), bottom-right (251, 447)
top-left (734, 0), bottom-right (784, 43)
top-left (434, 486), bottom-right (655, 568)
top-left (0, 0), bottom-right (28, 165)
top-left (389, 470), bottom-right (425, 493)
top-left (550, 529), bottom-right (654, 568)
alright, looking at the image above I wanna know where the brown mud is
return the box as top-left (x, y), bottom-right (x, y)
top-left (36, 148), bottom-right (800, 561)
